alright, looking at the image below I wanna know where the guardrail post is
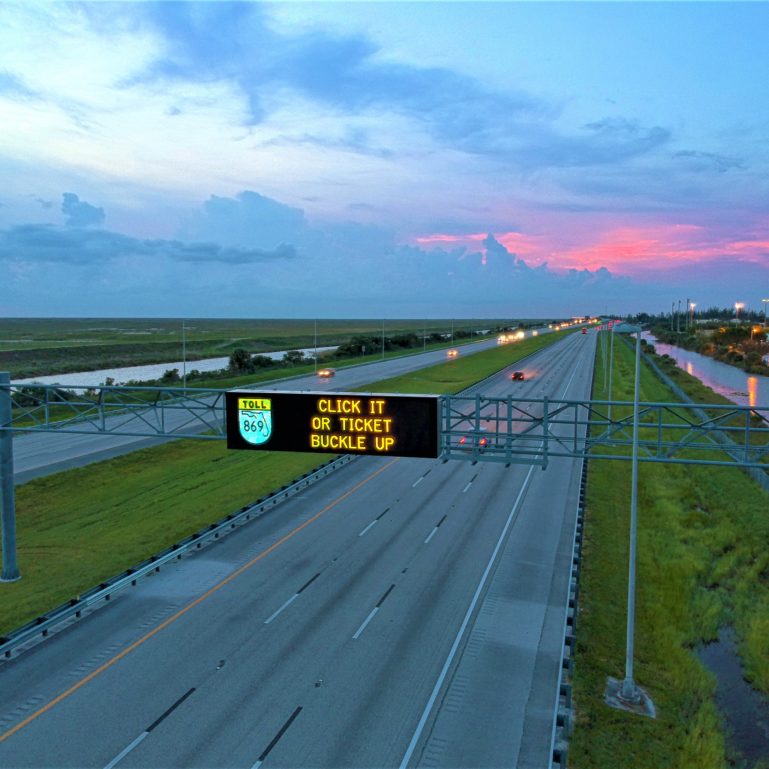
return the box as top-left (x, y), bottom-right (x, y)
top-left (1, 372), bottom-right (20, 582)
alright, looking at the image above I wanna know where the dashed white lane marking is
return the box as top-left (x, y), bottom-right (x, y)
top-left (353, 607), bottom-right (379, 640)
top-left (264, 593), bottom-right (299, 625)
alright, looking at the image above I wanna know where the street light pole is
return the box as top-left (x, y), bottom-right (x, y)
top-left (314, 319), bottom-right (318, 374)
top-left (604, 323), bottom-right (653, 715)
top-left (622, 326), bottom-right (642, 702)
top-left (608, 324), bottom-right (615, 424)
top-left (182, 320), bottom-right (187, 390)
top-left (762, 299), bottom-right (769, 328)
top-left (381, 319), bottom-right (385, 360)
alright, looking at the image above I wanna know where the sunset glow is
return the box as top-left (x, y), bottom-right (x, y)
top-left (1, 2), bottom-right (768, 316)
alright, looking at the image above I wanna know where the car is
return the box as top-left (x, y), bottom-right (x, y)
top-left (317, 367), bottom-right (336, 378)
top-left (511, 371), bottom-right (525, 381)
top-left (457, 427), bottom-right (491, 452)
top-left (447, 349), bottom-right (459, 358)
top-left (581, 328), bottom-right (587, 334)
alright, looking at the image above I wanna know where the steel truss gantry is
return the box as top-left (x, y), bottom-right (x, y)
top-left (3, 379), bottom-right (769, 465)
top-left (441, 393), bottom-right (769, 469)
top-left (2, 376), bottom-right (769, 581)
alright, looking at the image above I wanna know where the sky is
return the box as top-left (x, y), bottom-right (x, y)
top-left (1, 1), bottom-right (768, 319)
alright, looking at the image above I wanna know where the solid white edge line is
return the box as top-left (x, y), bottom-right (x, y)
top-left (400, 333), bottom-right (586, 766)
top-left (103, 730), bottom-right (149, 769)
top-left (398, 463), bottom-right (537, 769)
top-left (264, 592), bottom-right (299, 625)
top-left (424, 527), bottom-right (438, 544)
top-left (352, 607), bottom-right (379, 640)
top-left (359, 520), bottom-right (378, 537)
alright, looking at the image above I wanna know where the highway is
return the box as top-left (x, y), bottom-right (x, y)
top-left (13, 336), bottom-right (509, 485)
top-left (0, 329), bottom-right (595, 768)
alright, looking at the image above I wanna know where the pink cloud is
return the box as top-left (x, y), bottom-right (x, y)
top-left (413, 221), bottom-right (769, 277)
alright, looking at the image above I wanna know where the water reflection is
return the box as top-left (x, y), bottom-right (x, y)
top-left (644, 333), bottom-right (769, 410)
top-left (748, 376), bottom-right (758, 408)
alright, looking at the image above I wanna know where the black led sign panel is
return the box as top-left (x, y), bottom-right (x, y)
top-left (226, 391), bottom-right (440, 459)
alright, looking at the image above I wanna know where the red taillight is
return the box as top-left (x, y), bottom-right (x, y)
top-left (479, 438), bottom-right (488, 447)
top-left (459, 436), bottom-right (467, 445)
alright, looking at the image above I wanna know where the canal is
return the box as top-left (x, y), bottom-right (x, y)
top-left (643, 332), bottom-right (769, 408)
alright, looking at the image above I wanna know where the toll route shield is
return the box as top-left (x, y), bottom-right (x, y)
top-left (226, 390), bottom-right (440, 458)
top-left (237, 397), bottom-right (272, 446)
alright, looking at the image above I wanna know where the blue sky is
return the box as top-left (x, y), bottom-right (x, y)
top-left (1, 1), bottom-right (768, 318)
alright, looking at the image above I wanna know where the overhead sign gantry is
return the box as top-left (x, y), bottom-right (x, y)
top-left (225, 390), bottom-right (440, 459)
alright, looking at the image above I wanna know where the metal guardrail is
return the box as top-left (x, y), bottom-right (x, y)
top-left (0, 454), bottom-right (355, 660)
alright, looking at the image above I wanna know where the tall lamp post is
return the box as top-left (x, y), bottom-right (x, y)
top-left (762, 299), bottom-right (769, 329)
top-left (735, 302), bottom-right (745, 322)
top-left (689, 302), bottom-right (696, 331)
top-left (605, 322), bottom-right (654, 716)
top-left (181, 319), bottom-right (187, 390)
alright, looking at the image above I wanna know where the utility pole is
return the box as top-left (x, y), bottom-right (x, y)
top-left (685, 298), bottom-right (689, 332)
top-left (671, 302), bottom-right (675, 332)
top-left (182, 320), bottom-right (187, 389)
top-left (381, 319), bottom-right (385, 359)
top-left (0, 372), bottom-right (20, 582)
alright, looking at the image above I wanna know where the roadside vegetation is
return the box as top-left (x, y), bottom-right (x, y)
top-left (0, 329), bottom-right (569, 637)
top-left (651, 322), bottom-right (769, 376)
top-left (0, 317), bottom-right (547, 379)
top-left (570, 332), bottom-right (769, 769)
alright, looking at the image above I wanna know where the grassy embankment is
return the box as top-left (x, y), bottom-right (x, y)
top-left (0, 331), bottom-right (567, 636)
top-left (570, 333), bottom-right (769, 769)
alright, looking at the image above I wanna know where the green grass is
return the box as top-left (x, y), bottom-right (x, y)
top-left (570, 332), bottom-right (769, 769)
top-left (360, 333), bottom-right (562, 394)
top-left (0, 317), bottom-right (538, 378)
top-left (0, 330), bottom-right (568, 636)
top-left (1, 445), bottom-right (325, 636)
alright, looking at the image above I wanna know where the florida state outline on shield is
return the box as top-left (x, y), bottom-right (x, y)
top-left (238, 397), bottom-right (272, 445)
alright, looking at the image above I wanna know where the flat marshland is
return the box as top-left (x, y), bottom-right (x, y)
top-left (0, 317), bottom-right (536, 379)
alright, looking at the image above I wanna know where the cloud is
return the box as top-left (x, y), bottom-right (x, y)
top-left (672, 150), bottom-right (745, 173)
top-left (61, 192), bottom-right (105, 227)
top-left (131, 3), bottom-right (669, 172)
top-left (0, 223), bottom-right (297, 265)
top-left (181, 190), bottom-right (309, 250)
top-left (0, 70), bottom-right (36, 98)
top-left (32, 195), bottom-right (53, 210)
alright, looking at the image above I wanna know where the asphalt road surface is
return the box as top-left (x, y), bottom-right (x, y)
top-left (0, 329), bottom-right (595, 768)
top-left (12, 335), bottom-right (516, 485)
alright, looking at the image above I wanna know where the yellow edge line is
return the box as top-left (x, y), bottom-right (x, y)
top-left (0, 457), bottom-right (399, 744)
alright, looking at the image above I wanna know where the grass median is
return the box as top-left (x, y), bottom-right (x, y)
top-left (570, 333), bottom-right (769, 769)
top-left (0, 330), bottom-right (569, 637)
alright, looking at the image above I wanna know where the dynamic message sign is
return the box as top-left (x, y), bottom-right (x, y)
top-left (226, 391), bottom-right (440, 458)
